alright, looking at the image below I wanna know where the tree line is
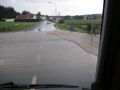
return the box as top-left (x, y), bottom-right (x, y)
top-left (0, 5), bottom-right (41, 21)
top-left (63, 14), bottom-right (102, 20)
top-left (0, 5), bottom-right (20, 20)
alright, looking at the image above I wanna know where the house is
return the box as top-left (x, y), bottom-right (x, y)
top-left (83, 15), bottom-right (94, 20)
top-left (83, 14), bottom-right (102, 20)
top-left (6, 18), bottom-right (14, 22)
top-left (48, 16), bottom-right (55, 20)
top-left (48, 16), bottom-right (64, 20)
top-left (83, 16), bottom-right (88, 20)
top-left (41, 15), bottom-right (47, 20)
top-left (16, 14), bottom-right (37, 19)
top-left (55, 16), bottom-right (64, 20)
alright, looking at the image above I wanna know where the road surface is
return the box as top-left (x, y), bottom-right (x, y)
top-left (49, 30), bottom-right (100, 56)
top-left (0, 21), bottom-right (97, 90)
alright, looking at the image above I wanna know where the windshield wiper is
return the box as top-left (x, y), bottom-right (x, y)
top-left (0, 82), bottom-right (79, 89)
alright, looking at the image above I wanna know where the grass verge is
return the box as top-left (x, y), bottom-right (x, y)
top-left (55, 23), bottom-right (89, 33)
top-left (55, 19), bottom-right (101, 34)
top-left (0, 22), bottom-right (38, 32)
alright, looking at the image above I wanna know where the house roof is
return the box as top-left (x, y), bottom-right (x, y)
top-left (16, 14), bottom-right (36, 19)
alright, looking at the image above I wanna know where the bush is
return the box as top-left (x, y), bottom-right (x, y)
top-left (15, 19), bottom-right (39, 22)
top-left (59, 19), bottom-right (65, 24)
top-left (87, 24), bottom-right (92, 34)
top-left (86, 24), bottom-right (101, 34)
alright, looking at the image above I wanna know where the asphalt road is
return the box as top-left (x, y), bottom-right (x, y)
top-left (0, 21), bottom-right (97, 90)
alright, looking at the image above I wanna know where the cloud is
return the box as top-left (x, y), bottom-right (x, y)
top-left (19, 0), bottom-right (70, 3)
top-left (0, 0), bottom-right (103, 15)
top-left (20, 0), bottom-right (45, 3)
top-left (11, 0), bottom-right (16, 4)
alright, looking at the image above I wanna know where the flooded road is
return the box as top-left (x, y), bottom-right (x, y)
top-left (0, 21), bottom-right (97, 90)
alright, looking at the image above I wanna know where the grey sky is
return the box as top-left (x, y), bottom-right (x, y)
top-left (0, 0), bottom-right (103, 15)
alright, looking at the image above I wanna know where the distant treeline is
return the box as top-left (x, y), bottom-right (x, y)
top-left (0, 5), bottom-right (20, 20)
top-left (0, 5), bottom-right (102, 21)
top-left (0, 5), bottom-right (35, 21)
top-left (64, 14), bottom-right (102, 20)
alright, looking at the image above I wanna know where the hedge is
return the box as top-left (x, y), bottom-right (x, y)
top-left (15, 19), bottom-right (39, 22)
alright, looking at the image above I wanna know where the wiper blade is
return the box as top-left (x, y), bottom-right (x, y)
top-left (0, 82), bottom-right (79, 89)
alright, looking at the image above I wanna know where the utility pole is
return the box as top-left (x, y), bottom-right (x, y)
top-left (47, 2), bottom-right (57, 22)
top-left (91, 16), bottom-right (94, 47)
top-left (5, 18), bottom-right (7, 32)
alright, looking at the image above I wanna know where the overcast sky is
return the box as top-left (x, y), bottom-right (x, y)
top-left (0, 0), bottom-right (104, 15)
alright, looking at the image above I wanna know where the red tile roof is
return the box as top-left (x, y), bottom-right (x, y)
top-left (16, 14), bottom-right (35, 19)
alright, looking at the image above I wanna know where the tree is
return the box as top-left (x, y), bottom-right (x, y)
top-left (64, 15), bottom-right (71, 20)
top-left (87, 24), bottom-right (91, 34)
top-left (22, 10), bottom-right (31, 15)
top-left (36, 12), bottom-right (41, 21)
top-left (0, 5), bottom-right (20, 20)
top-left (59, 19), bottom-right (65, 24)
top-left (72, 15), bottom-right (84, 20)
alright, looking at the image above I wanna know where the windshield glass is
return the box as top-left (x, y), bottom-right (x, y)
top-left (0, 0), bottom-right (103, 89)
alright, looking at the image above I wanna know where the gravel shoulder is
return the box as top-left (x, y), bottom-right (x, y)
top-left (48, 29), bottom-right (100, 56)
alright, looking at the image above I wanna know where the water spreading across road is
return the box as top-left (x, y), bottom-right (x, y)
top-left (0, 21), bottom-right (97, 89)
top-left (33, 21), bottom-right (56, 32)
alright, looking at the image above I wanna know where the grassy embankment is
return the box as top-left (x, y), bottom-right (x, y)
top-left (56, 19), bottom-right (102, 34)
top-left (0, 22), bottom-right (38, 32)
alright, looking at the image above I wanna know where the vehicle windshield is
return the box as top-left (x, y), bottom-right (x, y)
top-left (0, 0), bottom-right (103, 89)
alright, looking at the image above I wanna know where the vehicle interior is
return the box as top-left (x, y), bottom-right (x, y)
top-left (92, 0), bottom-right (120, 90)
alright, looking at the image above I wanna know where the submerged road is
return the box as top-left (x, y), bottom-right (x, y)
top-left (0, 21), bottom-right (97, 90)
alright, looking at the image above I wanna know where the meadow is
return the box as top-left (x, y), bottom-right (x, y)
top-left (0, 22), bottom-right (38, 32)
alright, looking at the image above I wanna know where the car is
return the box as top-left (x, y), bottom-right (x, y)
top-left (47, 22), bottom-right (50, 24)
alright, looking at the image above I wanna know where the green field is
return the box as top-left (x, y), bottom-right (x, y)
top-left (0, 22), bottom-right (38, 32)
top-left (56, 19), bottom-right (102, 34)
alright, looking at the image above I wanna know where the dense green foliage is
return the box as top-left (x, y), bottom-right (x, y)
top-left (15, 19), bottom-right (39, 22)
top-left (0, 5), bottom-right (41, 21)
top-left (0, 5), bottom-right (20, 20)
top-left (22, 10), bottom-right (31, 15)
top-left (59, 19), bottom-right (65, 24)
top-left (36, 12), bottom-right (41, 20)
top-left (64, 15), bottom-right (71, 20)
top-left (72, 15), bottom-right (84, 20)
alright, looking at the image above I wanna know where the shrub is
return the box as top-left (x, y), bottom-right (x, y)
top-left (59, 19), bottom-right (65, 24)
top-left (87, 24), bottom-right (92, 34)
top-left (15, 19), bottom-right (39, 22)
